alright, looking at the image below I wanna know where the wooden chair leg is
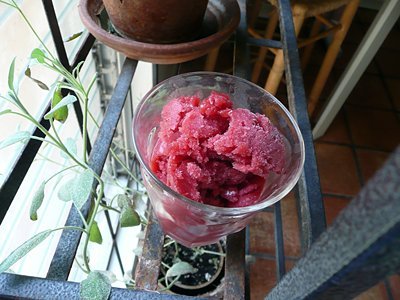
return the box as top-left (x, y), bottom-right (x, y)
top-left (251, 8), bottom-right (279, 83)
top-left (301, 18), bottom-right (321, 70)
top-left (249, 0), bottom-right (263, 29)
top-left (204, 47), bottom-right (220, 71)
top-left (264, 5), bottom-right (306, 95)
top-left (308, 0), bottom-right (360, 115)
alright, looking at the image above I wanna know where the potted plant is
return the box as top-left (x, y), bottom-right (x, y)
top-left (102, 0), bottom-right (209, 44)
top-left (159, 237), bottom-right (225, 296)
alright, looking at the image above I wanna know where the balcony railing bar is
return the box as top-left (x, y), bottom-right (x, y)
top-left (273, 202), bottom-right (286, 280)
top-left (247, 36), bottom-right (282, 49)
top-left (275, 0), bottom-right (327, 251)
top-left (46, 58), bottom-right (138, 280)
top-left (134, 211), bottom-right (164, 291)
top-left (0, 272), bottom-right (198, 300)
top-left (245, 226), bottom-right (251, 300)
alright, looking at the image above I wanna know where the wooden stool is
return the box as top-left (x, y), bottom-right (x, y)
top-left (250, 0), bottom-right (359, 116)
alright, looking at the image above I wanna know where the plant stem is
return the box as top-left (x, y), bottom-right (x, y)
top-left (99, 202), bottom-right (120, 214)
top-left (45, 164), bottom-right (78, 184)
top-left (201, 249), bottom-right (226, 257)
top-left (74, 257), bottom-right (89, 274)
top-left (82, 95), bottom-right (89, 163)
top-left (163, 240), bottom-right (176, 248)
top-left (160, 275), bottom-right (181, 291)
top-left (82, 173), bottom-right (104, 273)
top-left (7, 98), bottom-right (86, 169)
top-left (110, 148), bottom-right (143, 185)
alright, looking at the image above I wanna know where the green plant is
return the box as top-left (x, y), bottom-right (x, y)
top-left (0, 1), bottom-right (143, 298)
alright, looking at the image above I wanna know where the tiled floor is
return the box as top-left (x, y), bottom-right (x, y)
top-left (246, 5), bottom-right (400, 300)
top-left (182, 4), bottom-right (400, 299)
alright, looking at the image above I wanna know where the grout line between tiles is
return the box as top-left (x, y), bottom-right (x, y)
top-left (346, 103), bottom-right (400, 114)
top-left (316, 140), bottom-right (395, 154)
top-left (248, 252), bottom-right (300, 262)
top-left (342, 106), bottom-right (366, 186)
top-left (322, 193), bottom-right (354, 200)
top-left (374, 53), bottom-right (400, 125)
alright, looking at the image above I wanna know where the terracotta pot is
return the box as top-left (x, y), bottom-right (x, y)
top-left (159, 240), bottom-right (225, 296)
top-left (102, 0), bottom-right (209, 44)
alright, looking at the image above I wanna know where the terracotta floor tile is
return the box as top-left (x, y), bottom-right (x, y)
top-left (347, 74), bottom-right (392, 109)
top-left (384, 78), bottom-right (400, 111)
top-left (346, 106), bottom-right (400, 152)
top-left (356, 8), bottom-right (377, 25)
top-left (249, 211), bottom-right (275, 254)
top-left (382, 26), bottom-right (400, 51)
top-left (389, 275), bottom-right (400, 299)
top-left (248, 195), bottom-right (301, 258)
top-left (333, 43), bottom-right (379, 74)
top-left (250, 258), bottom-right (276, 300)
top-left (281, 192), bottom-right (301, 258)
top-left (344, 21), bottom-right (367, 45)
top-left (317, 110), bottom-right (351, 144)
top-left (375, 48), bottom-right (400, 77)
top-left (356, 149), bottom-right (391, 184)
top-left (315, 143), bottom-right (361, 196)
top-left (354, 282), bottom-right (389, 300)
top-left (323, 196), bottom-right (351, 226)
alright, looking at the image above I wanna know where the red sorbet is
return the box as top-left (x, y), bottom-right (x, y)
top-left (150, 91), bottom-right (285, 207)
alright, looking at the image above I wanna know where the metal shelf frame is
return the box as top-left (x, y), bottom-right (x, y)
top-left (1, 0), bottom-right (399, 299)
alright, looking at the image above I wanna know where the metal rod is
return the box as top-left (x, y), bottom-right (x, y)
top-left (275, 0), bottom-right (326, 250)
top-left (266, 146), bottom-right (400, 299)
top-left (273, 202), bottom-right (286, 280)
top-left (46, 58), bottom-right (138, 280)
top-left (224, 230), bottom-right (246, 300)
top-left (0, 272), bottom-right (197, 299)
top-left (134, 211), bottom-right (164, 290)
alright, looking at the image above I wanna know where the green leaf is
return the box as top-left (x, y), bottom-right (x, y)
top-left (44, 93), bottom-right (76, 122)
top-left (30, 182), bottom-right (45, 221)
top-left (24, 67), bottom-right (49, 90)
top-left (61, 138), bottom-right (77, 160)
top-left (31, 48), bottom-right (45, 64)
top-left (165, 261), bottom-right (197, 279)
top-left (57, 169), bottom-right (94, 210)
top-left (8, 58), bottom-right (16, 91)
top-left (0, 230), bottom-right (52, 273)
top-left (7, 91), bottom-right (19, 105)
top-left (80, 271), bottom-right (111, 300)
top-left (89, 221), bottom-right (103, 244)
top-left (120, 206), bottom-right (140, 227)
top-left (57, 178), bottom-right (74, 202)
top-left (71, 169), bottom-right (94, 210)
top-left (51, 89), bottom-right (68, 123)
top-left (117, 194), bottom-right (130, 209)
top-left (0, 109), bottom-right (12, 116)
top-left (64, 31), bottom-right (83, 42)
top-left (0, 131), bottom-right (30, 150)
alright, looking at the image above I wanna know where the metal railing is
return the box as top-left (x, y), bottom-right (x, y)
top-left (2, 0), bottom-right (398, 299)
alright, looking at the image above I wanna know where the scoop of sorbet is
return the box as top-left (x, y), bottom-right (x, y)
top-left (150, 91), bottom-right (285, 207)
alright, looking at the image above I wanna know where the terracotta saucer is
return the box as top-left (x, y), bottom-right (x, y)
top-left (79, 0), bottom-right (240, 64)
